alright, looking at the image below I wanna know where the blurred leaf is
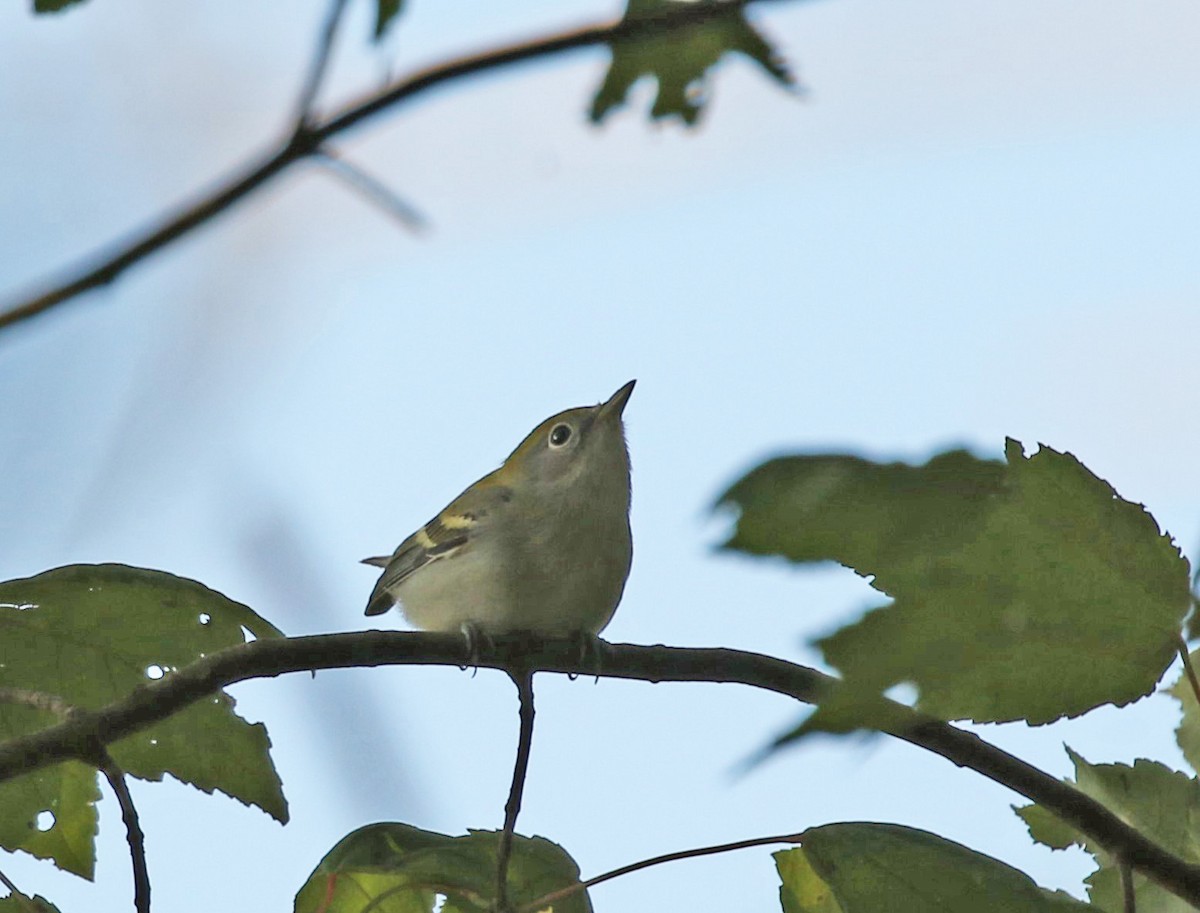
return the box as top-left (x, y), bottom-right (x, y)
top-left (294, 823), bottom-right (590, 913)
top-left (590, 0), bottom-right (794, 126)
top-left (779, 823), bottom-right (1094, 912)
top-left (1015, 749), bottom-right (1200, 913)
top-left (373, 0), bottom-right (406, 41)
top-left (0, 893), bottom-right (62, 912)
top-left (1171, 652), bottom-right (1200, 774)
top-left (720, 441), bottom-right (1191, 726)
top-left (0, 564), bottom-right (287, 874)
top-left (32, 0), bottom-right (88, 12)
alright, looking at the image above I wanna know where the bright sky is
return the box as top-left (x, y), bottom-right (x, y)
top-left (2, 0), bottom-right (1199, 910)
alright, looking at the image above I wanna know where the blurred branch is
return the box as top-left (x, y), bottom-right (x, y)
top-left (0, 0), bottom-right (796, 334)
top-left (293, 0), bottom-right (350, 127)
top-left (0, 631), bottom-right (1197, 907)
top-left (314, 150), bottom-right (426, 232)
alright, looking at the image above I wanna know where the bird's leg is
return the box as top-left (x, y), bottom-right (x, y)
top-left (458, 621), bottom-right (494, 676)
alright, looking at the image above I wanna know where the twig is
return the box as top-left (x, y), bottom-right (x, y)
top-left (314, 151), bottom-right (426, 232)
top-left (0, 0), bottom-right (797, 334)
top-left (1180, 639), bottom-right (1200, 707)
top-left (294, 0), bottom-right (350, 127)
top-left (0, 687), bottom-right (76, 718)
top-left (0, 633), bottom-right (1196, 907)
top-left (97, 750), bottom-right (151, 913)
top-left (495, 669), bottom-right (535, 912)
top-left (519, 830), bottom-right (804, 912)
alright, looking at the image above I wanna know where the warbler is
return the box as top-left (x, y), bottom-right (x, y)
top-left (362, 381), bottom-right (635, 636)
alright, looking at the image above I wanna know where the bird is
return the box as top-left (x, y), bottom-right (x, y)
top-left (362, 381), bottom-right (635, 638)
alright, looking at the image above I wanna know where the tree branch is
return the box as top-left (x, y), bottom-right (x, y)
top-left (0, 0), bottom-right (795, 334)
top-left (0, 632), bottom-right (1195, 907)
top-left (97, 750), bottom-right (151, 913)
top-left (495, 669), bottom-right (535, 912)
top-left (293, 0), bottom-right (350, 128)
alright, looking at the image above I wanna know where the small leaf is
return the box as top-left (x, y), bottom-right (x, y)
top-left (781, 823), bottom-right (1094, 912)
top-left (775, 847), bottom-right (842, 913)
top-left (0, 564), bottom-right (287, 874)
top-left (1015, 750), bottom-right (1200, 913)
top-left (294, 823), bottom-right (590, 913)
top-left (1171, 652), bottom-right (1200, 774)
top-left (590, 0), bottom-right (794, 126)
top-left (373, 0), bottom-right (406, 41)
top-left (720, 442), bottom-right (1191, 726)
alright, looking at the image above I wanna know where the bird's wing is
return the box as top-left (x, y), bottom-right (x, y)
top-left (362, 470), bottom-right (513, 616)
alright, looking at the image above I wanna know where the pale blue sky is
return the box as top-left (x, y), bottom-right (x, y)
top-left (2, 0), bottom-right (1199, 910)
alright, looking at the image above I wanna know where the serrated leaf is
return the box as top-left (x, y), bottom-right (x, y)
top-left (0, 564), bottom-right (287, 874)
top-left (373, 0), bottom-right (405, 41)
top-left (1170, 653), bottom-right (1200, 774)
top-left (0, 893), bottom-right (62, 912)
top-left (294, 823), bottom-right (590, 913)
top-left (0, 758), bottom-right (99, 879)
top-left (719, 441), bottom-right (1191, 725)
top-left (590, 0), bottom-right (793, 126)
top-left (1015, 750), bottom-right (1200, 913)
top-left (1015, 803), bottom-right (1079, 851)
top-left (786, 823), bottom-right (1094, 912)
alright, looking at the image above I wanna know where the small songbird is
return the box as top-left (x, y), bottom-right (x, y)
top-left (362, 381), bottom-right (635, 636)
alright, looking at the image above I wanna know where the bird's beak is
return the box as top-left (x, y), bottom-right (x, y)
top-left (599, 379), bottom-right (636, 420)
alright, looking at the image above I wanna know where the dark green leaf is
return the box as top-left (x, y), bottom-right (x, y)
top-left (294, 823), bottom-right (590, 913)
top-left (0, 893), bottom-right (62, 912)
top-left (590, 0), bottom-right (794, 126)
top-left (1016, 750), bottom-right (1200, 913)
top-left (720, 441), bottom-right (1191, 725)
top-left (0, 565), bottom-right (287, 874)
top-left (374, 0), bottom-right (405, 41)
top-left (33, 0), bottom-right (88, 12)
top-left (779, 823), bottom-right (1094, 912)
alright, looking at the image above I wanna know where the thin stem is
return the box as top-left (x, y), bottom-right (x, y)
top-left (0, 688), bottom-right (76, 718)
top-left (520, 831), bottom-right (805, 912)
top-left (0, 633), bottom-right (1197, 907)
top-left (1180, 639), bottom-right (1200, 707)
top-left (0, 0), bottom-right (799, 333)
top-left (98, 751), bottom-right (151, 913)
top-left (294, 0), bottom-right (350, 127)
top-left (495, 669), bottom-right (536, 912)
top-left (1121, 857), bottom-right (1136, 913)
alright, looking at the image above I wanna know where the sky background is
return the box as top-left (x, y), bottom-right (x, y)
top-left (2, 0), bottom-right (1199, 909)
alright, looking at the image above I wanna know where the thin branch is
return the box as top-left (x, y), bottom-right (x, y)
top-left (0, 0), bottom-right (796, 334)
top-left (1180, 639), bottom-right (1200, 706)
top-left (97, 750), bottom-right (151, 913)
top-left (0, 633), bottom-right (1196, 907)
top-left (495, 669), bottom-right (536, 912)
top-left (314, 151), bottom-right (427, 232)
top-left (294, 0), bottom-right (350, 127)
top-left (0, 687), bottom-right (76, 718)
top-left (520, 830), bottom-right (805, 912)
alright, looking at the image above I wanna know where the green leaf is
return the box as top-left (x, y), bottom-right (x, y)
top-left (0, 893), bottom-right (62, 912)
top-left (719, 441), bottom-right (1191, 725)
top-left (373, 0), bottom-right (405, 41)
top-left (0, 564), bottom-right (287, 874)
top-left (779, 823), bottom-right (1094, 912)
top-left (294, 823), bottom-right (591, 913)
top-left (1170, 653), bottom-right (1200, 774)
top-left (1015, 750), bottom-right (1200, 913)
top-left (590, 0), bottom-right (794, 126)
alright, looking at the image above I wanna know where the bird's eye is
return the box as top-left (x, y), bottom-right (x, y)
top-left (549, 424), bottom-right (573, 448)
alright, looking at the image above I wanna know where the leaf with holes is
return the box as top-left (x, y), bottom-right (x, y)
top-left (0, 564), bottom-right (286, 876)
top-left (294, 823), bottom-right (591, 913)
top-left (590, 0), bottom-right (794, 126)
top-left (1016, 750), bottom-right (1200, 913)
